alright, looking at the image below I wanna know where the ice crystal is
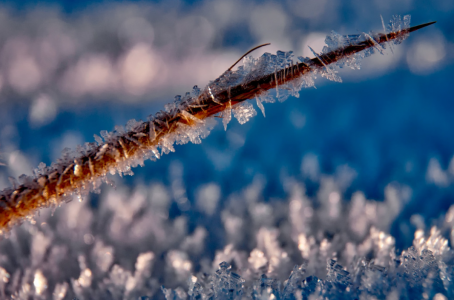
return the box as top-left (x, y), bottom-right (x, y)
top-left (389, 15), bottom-right (411, 44)
top-left (309, 46), bottom-right (342, 83)
top-left (221, 101), bottom-right (232, 131)
top-left (232, 102), bottom-right (257, 125)
top-left (255, 96), bottom-right (266, 117)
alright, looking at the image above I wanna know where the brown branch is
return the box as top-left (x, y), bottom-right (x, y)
top-left (0, 21), bottom-right (436, 233)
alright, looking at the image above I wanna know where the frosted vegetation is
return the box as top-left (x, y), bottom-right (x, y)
top-left (0, 15), bottom-right (451, 300)
top-left (0, 166), bottom-right (453, 299)
top-left (0, 14), bottom-right (419, 231)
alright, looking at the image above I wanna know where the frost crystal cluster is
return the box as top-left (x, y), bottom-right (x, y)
top-left (0, 169), bottom-right (452, 299)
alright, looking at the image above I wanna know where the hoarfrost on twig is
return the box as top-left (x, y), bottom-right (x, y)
top-left (0, 14), bottom-right (434, 234)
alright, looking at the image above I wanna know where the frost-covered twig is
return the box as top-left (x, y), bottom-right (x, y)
top-left (0, 17), bottom-right (435, 232)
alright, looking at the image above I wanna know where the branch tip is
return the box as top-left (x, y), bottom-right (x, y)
top-left (409, 21), bottom-right (436, 33)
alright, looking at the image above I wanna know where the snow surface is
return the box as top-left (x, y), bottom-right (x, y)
top-left (0, 171), bottom-right (452, 299)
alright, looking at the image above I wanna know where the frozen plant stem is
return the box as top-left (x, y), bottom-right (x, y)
top-left (0, 18), bottom-right (435, 232)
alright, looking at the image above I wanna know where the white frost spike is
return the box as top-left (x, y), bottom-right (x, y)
top-left (256, 96), bottom-right (265, 117)
top-left (403, 15), bottom-right (411, 29)
top-left (221, 101), bottom-right (232, 130)
top-left (232, 101), bottom-right (257, 125)
top-left (149, 122), bottom-right (157, 142)
top-left (380, 15), bottom-right (394, 54)
top-left (93, 134), bottom-right (103, 145)
top-left (180, 111), bottom-right (204, 124)
top-left (259, 90), bottom-right (275, 104)
top-left (159, 137), bottom-right (175, 155)
top-left (172, 117), bottom-right (215, 145)
top-left (150, 146), bottom-right (160, 159)
top-left (208, 86), bottom-right (221, 104)
top-left (364, 33), bottom-right (385, 55)
top-left (277, 88), bottom-right (290, 103)
top-left (308, 46), bottom-right (342, 83)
